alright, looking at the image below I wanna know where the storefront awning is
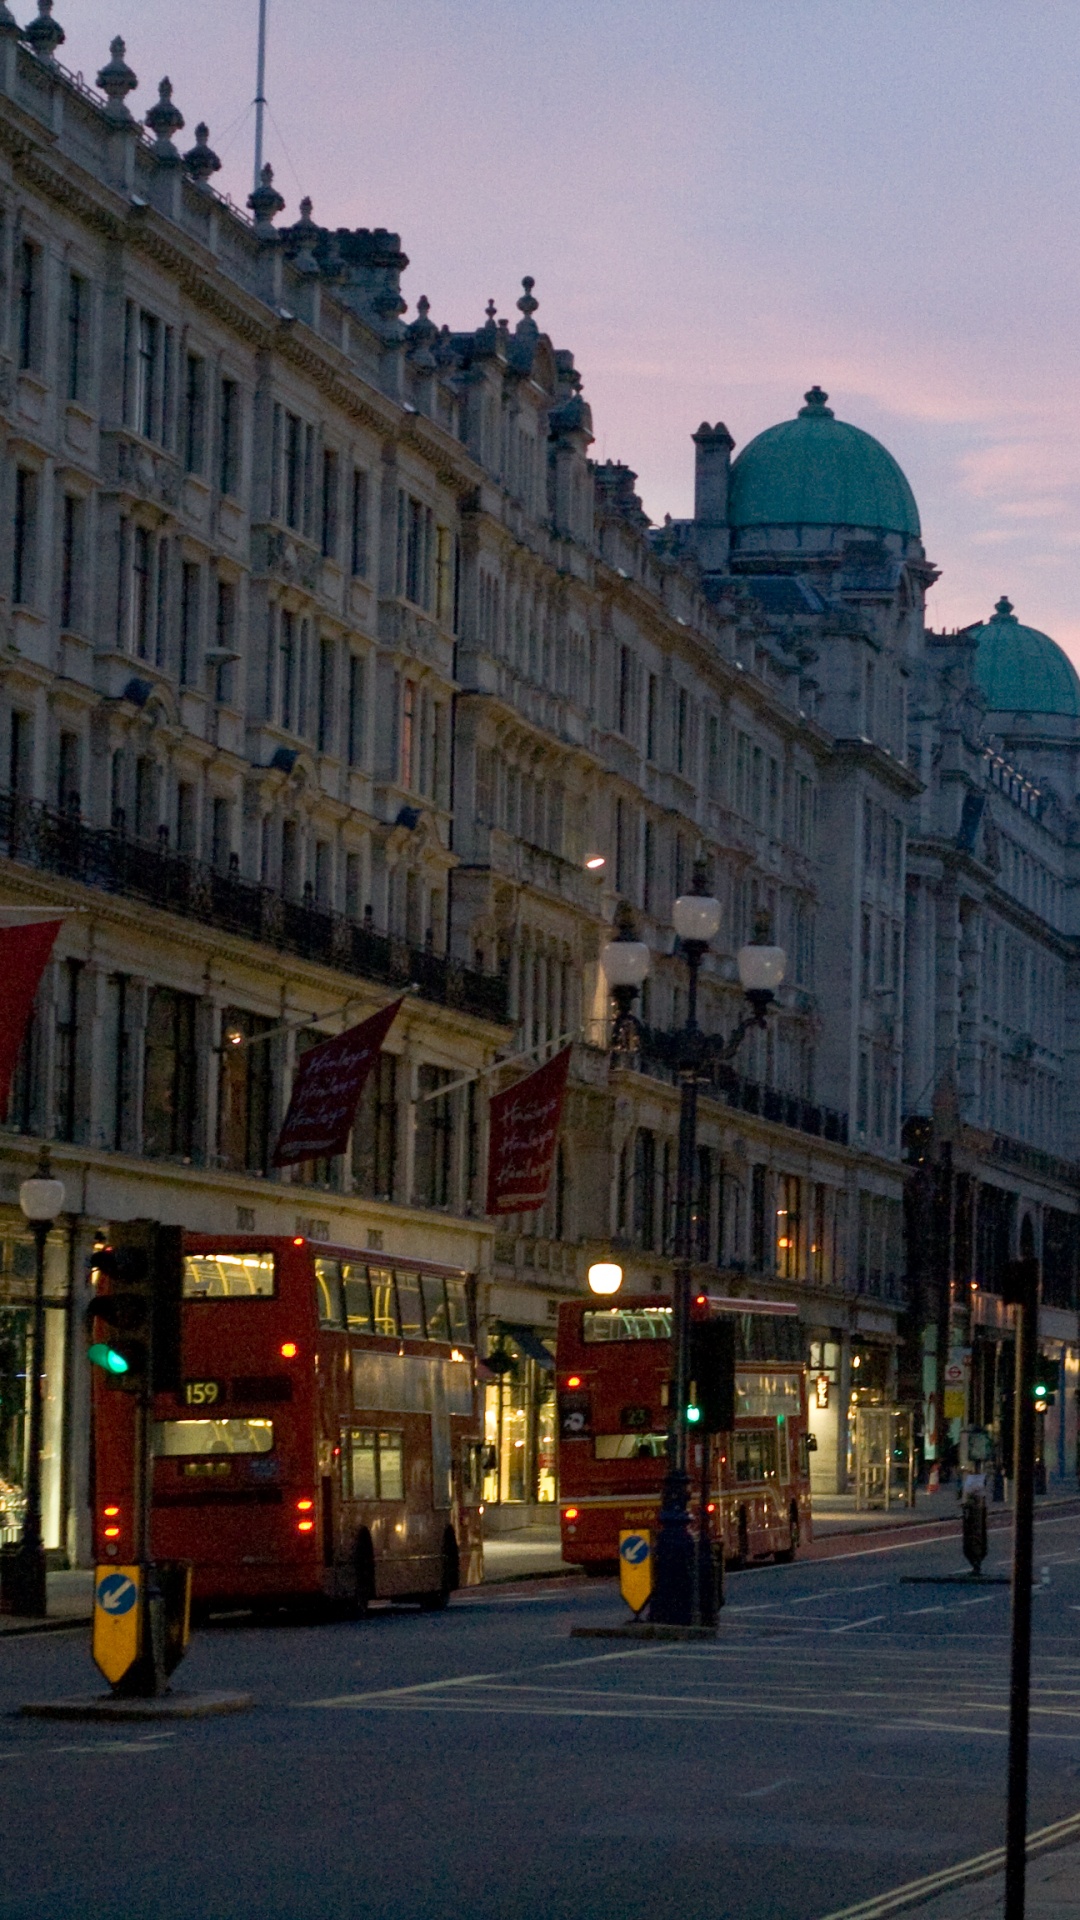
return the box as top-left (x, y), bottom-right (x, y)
top-left (497, 1322), bottom-right (555, 1371)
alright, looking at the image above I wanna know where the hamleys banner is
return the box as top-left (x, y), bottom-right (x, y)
top-left (0, 919), bottom-right (62, 1113)
top-left (272, 998), bottom-right (404, 1168)
top-left (486, 1044), bottom-right (572, 1216)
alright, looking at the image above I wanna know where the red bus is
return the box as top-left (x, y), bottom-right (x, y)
top-left (92, 1235), bottom-right (485, 1611)
top-left (556, 1295), bottom-right (812, 1572)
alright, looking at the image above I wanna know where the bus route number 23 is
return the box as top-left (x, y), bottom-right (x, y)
top-left (183, 1380), bottom-right (222, 1407)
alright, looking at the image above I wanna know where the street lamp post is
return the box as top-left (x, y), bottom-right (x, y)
top-left (0, 1146), bottom-right (65, 1619)
top-left (600, 866), bottom-right (786, 1628)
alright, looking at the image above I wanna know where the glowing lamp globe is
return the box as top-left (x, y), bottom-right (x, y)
top-left (588, 1262), bottom-right (623, 1296)
top-left (672, 891), bottom-right (721, 945)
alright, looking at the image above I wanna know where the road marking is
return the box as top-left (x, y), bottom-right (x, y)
top-left (905, 1605), bottom-right (945, 1616)
top-left (818, 1802), bottom-right (1080, 1919)
top-left (951, 1594), bottom-right (1001, 1608)
top-left (788, 1582), bottom-right (888, 1605)
top-left (830, 1614), bottom-right (887, 1633)
top-left (735, 1778), bottom-right (797, 1799)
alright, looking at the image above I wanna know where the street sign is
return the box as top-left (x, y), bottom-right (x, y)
top-left (618, 1530), bottom-right (652, 1614)
top-left (944, 1362), bottom-right (965, 1386)
top-left (92, 1564), bottom-right (142, 1686)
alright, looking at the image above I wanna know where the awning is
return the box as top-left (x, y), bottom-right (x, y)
top-left (496, 1322), bottom-right (555, 1371)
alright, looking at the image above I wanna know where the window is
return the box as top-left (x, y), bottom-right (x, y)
top-left (775, 1173), bottom-right (801, 1280)
top-left (676, 688), bottom-right (688, 773)
top-left (183, 354), bottom-right (205, 473)
top-left (9, 709), bottom-right (31, 797)
top-left (66, 271), bottom-right (87, 403)
top-left (179, 561), bottom-right (200, 686)
top-left (751, 1164), bottom-right (768, 1270)
top-left (137, 310), bottom-right (159, 440)
top-left (400, 679), bottom-right (416, 787)
top-left (646, 674), bottom-right (658, 762)
top-left (143, 986), bottom-right (197, 1160)
top-left (435, 526), bottom-right (454, 624)
top-left (54, 957), bottom-right (82, 1143)
top-left (57, 730), bottom-right (80, 813)
top-left (213, 578), bottom-right (236, 704)
top-left (320, 448), bottom-right (339, 558)
top-left (176, 781), bottom-right (196, 855)
top-left (183, 1252), bottom-right (276, 1298)
top-left (281, 818), bottom-right (299, 898)
top-left (278, 611), bottom-right (296, 731)
top-left (400, 493), bottom-right (432, 607)
top-left (285, 413), bottom-right (302, 529)
top-left (217, 1013), bottom-right (272, 1174)
top-left (350, 468), bottom-right (369, 577)
top-left (696, 1145), bottom-right (713, 1263)
top-left (618, 646), bottom-right (633, 737)
top-left (352, 1052), bottom-right (397, 1200)
top-left (17, 240), bottom-right (39, 372)
top-left (347, 654), bottom-right (365, 767)
top-left (317, 636), bottom-right (335, 754)
top-left (707, 715), bottom-right (723, 799)
top-left (13, 468), bottom-right (37, 606)
top-left (345, 1429), bottom-right (403, 1501)
top-left (218, 378), bottom-right (239, 495)
top-left (415, 1066), bottom-right (453, 1208)
top-left (633, 1129), bottom-right (656, 1250)
top-left (134, 754), bottom-right (156, 841)
top-left (132, 526), bottom-right (152, 658)
top-left (211, 796), bottom-right (231, 871)
top-left (60, 493), bottom-right (83, 631)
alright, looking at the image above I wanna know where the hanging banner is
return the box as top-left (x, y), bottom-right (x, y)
top-left (272, 998), bottom-right (403, 1168)
top-left (0, 918), bottom-right (62, 1114)
top-left (486, 1044), bottom-right (572, 1216)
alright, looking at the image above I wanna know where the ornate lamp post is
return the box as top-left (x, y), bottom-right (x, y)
top-left (600, 866), bottom-right (786, 1626)
top-left (0, 1147), bottom-right (65, 1618)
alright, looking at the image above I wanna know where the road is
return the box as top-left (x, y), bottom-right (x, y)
top-left (2, 1513), bottom-right (1079, 1920)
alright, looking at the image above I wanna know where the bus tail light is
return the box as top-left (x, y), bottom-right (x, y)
top-left (280, 1342), bottom-right (298, 1359)
top-left (102, 1504), bottom-right (122, 1540)
top-left (297, 1520), bottom-right (315, 1533)
top-left (297, 1495), bottom-right (315, 1534)
top-left (563, 1507), bottom-right (578, 1522)
top-left (566, 1375), bottom-right (582, 1389)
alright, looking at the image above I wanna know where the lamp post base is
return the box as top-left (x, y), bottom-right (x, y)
top-left (649, 1471), bottom-right (695, 1626)
top-left (0, 1541), bottom-right (47, 1619)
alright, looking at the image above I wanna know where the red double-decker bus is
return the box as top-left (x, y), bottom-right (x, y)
top-left (92, 1234), bottom-right (485, 1611)
top-left (556, 1295), bottom-right (812, 1573)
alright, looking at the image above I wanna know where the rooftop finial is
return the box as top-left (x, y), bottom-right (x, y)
top-left (96, 37), bottom-right (137, 121)
top-left (23, 0), bottom-right (64, 61)
top-left (247, 160), bottom-right (285, 235)
top-left (517, 274), bottom-right (539, 319)
top-left (289, 197), bottom-right (320, 273)
top-left (484, 298), bottom-right (497, 325)
top-left (799, 385), bottom-right (833, 418)
top-left (183, 122), bottom-right (221, 187)
top-left (145, 76), bottom-right (185, 164)
top-left (994, 596), bottom-right (1017, 622)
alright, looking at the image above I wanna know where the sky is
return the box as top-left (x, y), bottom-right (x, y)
top-left (63, 0), bottom-right (1080, 662)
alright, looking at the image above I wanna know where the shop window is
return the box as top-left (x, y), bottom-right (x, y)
top-left (352, 1053), bottom-right (398, 1201)
top-left (217, 1009), bottom-right (272, 1174)
top-left (143, 986), bottom-right (197, 1160)
top-left (776, 1173), bottom-right (801, 1280)
top-left (415, 1067), bottom-right (453, 1209)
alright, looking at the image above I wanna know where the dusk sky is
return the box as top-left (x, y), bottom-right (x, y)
top-left (69, 1), bottom-right (1080, 662)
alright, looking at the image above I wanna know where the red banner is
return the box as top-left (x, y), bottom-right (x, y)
top-left (486, 1045), bottom-right (572, 1216)
top-left (0, 919), bottom-right (62, 1115)
top-left (273, 998), bottom-right (403, 1168)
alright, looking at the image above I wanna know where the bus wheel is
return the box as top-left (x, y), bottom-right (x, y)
top-left (353, 1532), bottom-right (375, 1616)
top-left (420, 1531), bottom-right (459, 1612)
top-left (774, 1504), bottom-right (800, 1564)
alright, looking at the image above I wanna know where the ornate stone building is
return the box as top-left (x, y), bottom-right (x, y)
top-left (0, 11), bottom-right (1074, 1557)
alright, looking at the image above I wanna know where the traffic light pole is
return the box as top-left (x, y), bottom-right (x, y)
top-left (1005, 1258), bottom-right (1039, 1920)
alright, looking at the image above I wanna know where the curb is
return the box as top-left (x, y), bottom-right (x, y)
top-left (19, 1689), bottom-right (255, 1722)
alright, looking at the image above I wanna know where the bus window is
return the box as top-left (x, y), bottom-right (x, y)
top-left (370, 1267), bottom-right (398, 1338)
top-left (183, 1252), bottom-right (275, 1299)
top-left (348, 1428), bottom-right (378, 1499)
top-left (446, 1279), bottom-right (470, 1343)
top-left (736, 1373), bottom-right (802, 1419)
top-left (347, 1428), bottom-right (404, 1499)
top-left (155, 1418), bottom-right (274, 1455)
top-left (422, 1275), bottom-right (450, 1343)
top-left (315, 1258), bottom-right (344, 1330)
top-left (378, 1431), bottom-right (404, 1500)
top-left (778, 1418), bottom-right (790, 1483)
top-left (582, 1308), bottom-right (673, 1342)
top-left (594, 1433), bottom-right (668, 1460)
top-left (343, 1263), bottom-right (373, 1333)
top-left (733, 1431), bottom-right (778, 1484)
top-left (396, 1272), bottom-right (424, 1339)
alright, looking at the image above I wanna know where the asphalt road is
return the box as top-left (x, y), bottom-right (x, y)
top-left (2, 1514), bottom-right (1080, 1920)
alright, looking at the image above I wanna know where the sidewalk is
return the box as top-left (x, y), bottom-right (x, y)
top-left (828, 1824), bottom-right (1080, 1919)
top-left (813, 1485), bottom-right (1080, 1539)
top-left (0, 1567), bottom-right (93, 1634)
top-left (482, 1525), bottom-right (567, 1583)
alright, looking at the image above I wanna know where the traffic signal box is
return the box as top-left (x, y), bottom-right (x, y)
top-left (688, 1315), bottom-right (736, 1434)
top-left (87, 1221), bottom-right (188, 1696)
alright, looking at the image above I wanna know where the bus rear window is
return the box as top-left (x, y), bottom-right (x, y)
top-left (582, 1308), bottom-right (672, 1343)
top-left (154, 1419), bottom-right (274, 1456)
top-left (183, 1253), bottom-right (275, 1299)
top-left (594, 1433), bottom-right (668, 1459)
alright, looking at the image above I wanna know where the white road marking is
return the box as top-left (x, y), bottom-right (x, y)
top-left (830, 1614), bottom-right (887, 1634)
top-left (950, 1594), bottom-right (1000, 1608)
top-left (905, 1605), bottom-right (945, 1616)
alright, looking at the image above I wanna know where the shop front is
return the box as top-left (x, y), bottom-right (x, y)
top-left (482, 1317), bottom-right (557, 1527)
top-left (0, 1221), bottom-right (68, 1555)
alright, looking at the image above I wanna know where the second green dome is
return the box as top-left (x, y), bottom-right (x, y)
top-left (973, 598), bottom-right (1080, 718)
top-left (728, 387), bottom-right (921, 538)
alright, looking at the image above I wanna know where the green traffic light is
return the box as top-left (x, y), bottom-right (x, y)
top-left (88, 1342), bottom-right (130, 1376)
top-left (686, 1404), bottom-right (702, 1424)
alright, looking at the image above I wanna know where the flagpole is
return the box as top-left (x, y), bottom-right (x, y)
top-left (253, 0), bottom-right (268, 192)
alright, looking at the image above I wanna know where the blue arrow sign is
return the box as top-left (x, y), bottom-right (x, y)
top-left (620, 1533), bottom-right (650, 1566)
top-left (96, 1572), bottom-right (138, 1616)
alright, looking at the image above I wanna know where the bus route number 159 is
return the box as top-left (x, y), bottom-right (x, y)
top-left (183, 1380), bottom-right (221, 1407)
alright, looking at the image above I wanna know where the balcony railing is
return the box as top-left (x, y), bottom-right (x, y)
top-left (632, 1026), bottom-right (849, 1146)
top-left (0, 792), bottom-right (509, 1026)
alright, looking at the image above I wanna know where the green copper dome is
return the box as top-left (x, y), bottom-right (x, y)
top-left (728, 387), bottom-right (921, 537)
top-left (973, 598), bottom-right (1080, 718)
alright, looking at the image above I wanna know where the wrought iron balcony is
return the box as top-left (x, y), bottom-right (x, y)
top-left (630, 1024), bottom-right (849, 1145)
top-left (0, 792), bottom-right (509, 1027)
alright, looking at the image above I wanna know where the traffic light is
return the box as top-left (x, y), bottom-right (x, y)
top-left (87, 1223), bottom-right (184, 1394)
top-left (87, 1246), bottom-right (152, 1389)
top-left (1033, 1356), bottom-right (1056, 1411)
top-left (688, 1318), bottom-right (736, 1434)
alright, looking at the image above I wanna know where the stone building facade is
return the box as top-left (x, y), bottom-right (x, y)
top-left (0, 11), bottom-right (1074, 1558)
